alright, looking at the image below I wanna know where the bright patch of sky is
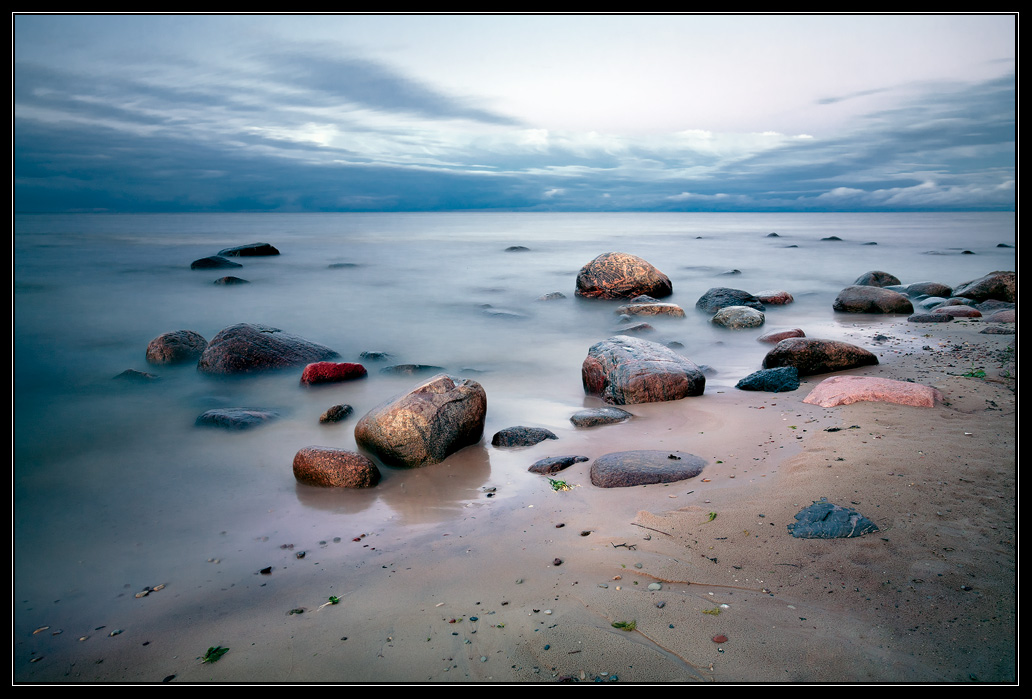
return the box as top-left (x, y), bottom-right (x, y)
top-left (14, 14), bottom-right (1016, 212)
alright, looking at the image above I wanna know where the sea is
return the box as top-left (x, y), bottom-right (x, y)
top-left (12, 211), bottom-right (1015, 660)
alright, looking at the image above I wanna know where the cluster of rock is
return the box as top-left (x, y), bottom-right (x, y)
top-left (189, 241), bottom-right (280, 280)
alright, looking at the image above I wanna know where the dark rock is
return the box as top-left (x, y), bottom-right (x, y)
top-left (711, 305), bottom-right (765, 329)
top-left (292, 446), bottom-right (380, 488)
top-left (953, 271), bottom-right (1015, 303)
top-left (190, 255), bottom-right (242, 270)
top-left (901, 281), bottom-right (953, 298)
top-left (197, 323), bottom-right (339, 375)
top-left (832, 286), bottom-right (914, 314)
top-left (575, 252), bottom-right (673, 300)
top-left (196, 407), bottom-right (278, 429)
top-left (300, 361), bottom-right (368, 385)
top-left (997, 243), bottom-right (1014, 248)
top-left (695, 287), bottom-right (765, 313)
top-left (213, 276), bottom-right (249, 285)
top-left (570, 407), bottom-right (634, 427)
top-left (505, 245), bottom-right (531, 252)
top-left (736, 366), bottom-right (800, 392)
top-left (360, 351), bottom-right (392, 361)
top-left (379, 364), bottom-right (446, 375)
top-left (766, 232), bottom-right (779, 237)
top-left (113, 368), bottom-right (159, 382)
top-left (907, 313), bottom-right (953, 323)
top-left (821, 236), bottom-right (843, 241)
top-left (582, 335), bottom-right (705, 405)
top-left (529, 455), bottom-right (589, 475)
top-left (319, 404), bottom-right (354, 423)
top-left (853, 270), bottom-right (901, 287)
top-left (787, 498), bottom-right (879, 539)
top-left (354, 374), bottom-right (487, 468)
top-left (146, 330), bottom-right (207, 365)
top-left (492, 426), bottom-right (558, 448)
top-left (590, 450), bottom-right (706, 488)
top-left (762, 338), bottom-right (879, 376)
top-left (720, 269), bottom-right (742, 275)
top-left (328, 262), bottom-right (360, 269)
top-left (217, 242), bottom-right (280, 257)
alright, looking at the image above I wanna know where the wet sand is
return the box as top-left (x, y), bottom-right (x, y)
top-left (14, 318), bottom-right (1016, 684)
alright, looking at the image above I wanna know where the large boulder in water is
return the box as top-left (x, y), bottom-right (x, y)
top-left (832, 286), bottom-right (914, 314)
top-left (146, 330), bottom-right (208, 365)
top-left (582, 335), bottom-right (705, 405)
top-left (711, 305), bottom-right (765, 329)
top-left (218, 242), bottom-right (280, 257)
top-left (695, 287), bottom-right (765, 313)
top-left (197, 323), bottom-right (339, 375)
top-left (292, 446), bottom-right (380, 488)
top-left (354, 373), bottom-right (487, 468)
top-left (575, 252), bottom-right (672, 300)
top-left (762, 337), bottom-right (878, 376)
top-left (953, 271), bottom-right (1015, 303)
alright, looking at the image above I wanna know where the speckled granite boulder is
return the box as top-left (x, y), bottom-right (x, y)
top-left (582, 335), bottom-right (705, 405)
top-left (575, 252), bottom-right (673, 300)
top-left (146, 330), bottom-right (208, 365)
top-left (197, 323), bottom-right (339, 375)
top-left (292, 446), bottom-right (380, 488)
top-left (711, 305), bottom-right (765, 329)
top-left (491, 426), bottom-right (558, 448)
top-left (590, 450), bottom-right (706, 488)
top-left (762, 338), bottom-right (878, 376)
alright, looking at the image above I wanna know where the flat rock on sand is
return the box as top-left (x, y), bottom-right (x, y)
top-left (802, 375), bottom-right (943, 408)
top-left (590, 450), bottom-right (705, 488)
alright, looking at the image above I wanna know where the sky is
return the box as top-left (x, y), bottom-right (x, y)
top-left (13, 14), bottom-right (1017, 213)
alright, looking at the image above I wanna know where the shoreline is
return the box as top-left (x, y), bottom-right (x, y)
top-left (15, 318), bottom-right (1016, 684)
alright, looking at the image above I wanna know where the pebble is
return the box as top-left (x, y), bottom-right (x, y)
top-left (712, 634), bottom-right (728, 643)
top-left (648, 582), bottom-right (662, 591)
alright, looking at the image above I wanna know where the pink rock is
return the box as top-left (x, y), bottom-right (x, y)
top-left (802, 375), bottom-right (943, 408)
top-left (300, 361), bottom-right (367, 385)
top-left (931, 306), bottom-right (982, 318)
top-left (983, 309), bottom-right (1015, 323)
top-left (757, 328), bottom-right (805, 344)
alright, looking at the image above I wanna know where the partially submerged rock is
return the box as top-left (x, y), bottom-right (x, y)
top-left (931, 306), bottom-right (982, 318)
top-left (695, 287), bottom-right (765, 314)
top-left (582, 335), bottom-right (705, 405)
top-left (711, 305), bottom-right (765, 329)
top-left (575, 252), bottom-right (673, 300)
top-left (853, 270), bottom-right (901, 287)
top-left (213, 276), bottom-right (249, 285)
top-left (190, 255), bottom-right (241, 270)
top-left (736, 366), bottom-right (800, 393)
top-left (802, 375), bottom-right (943, 408)
top-left (762, 338), bottom-right (878, 376)
top-left (833, 286), bottom-right (914, 314)
top-left (319, 404), bottom-right (353, 423)
top-left (907, 313), bottom-right (953, 323)
top-left (197, 323), bottom-right (339, 375)
top-left (757, 328), bottom-right (805, 344)
top-left (614, 302), bottom-right (686, 317)
top-left (570, 407), bottom-right (634, 427)
top-left (300, 361), bottom-right (368, 385)
top-left (146, 330), bottom-right (208, 365)
top-left (953, 271), bottom-right (1015, 303)
top-left (195, 407), bottom-right (278, 429)
top-left (217, 242), bottom-right (280, 257)
top-left (590, 450), bottom-right (705, 488)
top-left (292, 446), bottom-right (380, 488)
top-left (354, 374), bottom-right (487, 468)
top-left (491, 426), bottom-right (558, 448)
top-left (529, 455), bottom-right (589, 475)
top-left (754, 289), bottom-right (794, 305)
top-left (788, 499), bottom-right (879, 539)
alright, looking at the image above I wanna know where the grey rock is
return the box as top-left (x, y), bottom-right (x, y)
top-left (736, 366), bottom-right (800, 392)
top-left (197, 323), bottom-right (339, 375)
top-left (217, 242), bottom-right (280, 257)
top-left (529, 455), bottom-right (589, 475)
top-left (787, 499), bottom-right (879, 539)
top-left (196, 407), bottom-right (278, 430)
top-left (190, 255), bottom-right (242, 270)
top-left (570, 407), bottom-right (634, 427)
top-left (492, 426), bottom-right (558, 448)
top-left (695, 287), bottom-right (765, 313)
top-left (590, 450), bottom-right (706, 488)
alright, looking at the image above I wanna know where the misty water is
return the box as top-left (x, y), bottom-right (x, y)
top-left (13, 211), bottom-right (1015, 639)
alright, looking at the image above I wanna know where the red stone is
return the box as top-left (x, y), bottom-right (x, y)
top-left (300, 361), bottom-right (367, 385)
top-left (712, 635), bottom-right (728, 643)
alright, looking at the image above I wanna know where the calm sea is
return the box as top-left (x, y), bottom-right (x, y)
top-left (13, 211), bottom-right (1015, 640)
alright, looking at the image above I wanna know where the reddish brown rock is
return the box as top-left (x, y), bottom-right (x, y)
top-left (300, 361), bottom-right (367, 385)
top-left (802, 376), bottom-right (943, 408)
top-left (146, 330), bottom-right (208, 365)
top-left (757, 328), bottom-right (805, 344)
top-left (292, 446), bottom-right (380, 488)
top-left (762, 338), bottom-right (878, 376)
top-left (354, 373), bottom-right (487, 468)
top-left (754, 289), bottom-right (794, 305)
top-left (197, 323), bottom-right (339, 375)
top-left (953, 271), bottom-right (1015, 303)
top-left (833, 286), bottom-right (914, 314)
top-left (582, 335), bottom-right (705, 405)
top-left (575, 252), bottom-right (673, 300)
top-left (931, 306), bottom-right (983, 318)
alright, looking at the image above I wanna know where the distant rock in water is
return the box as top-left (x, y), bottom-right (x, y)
top-left (213, 276), bottom-right (249, 285)
top-left (292, 446), bottom-right (380, 488)
top-left (788, 499), bottom-right (879, 539)
top-left (762, 338), bottom-right (878, 376)
top-left (328, 262), bottom-right (360, 269)
top-left (300, 362), bottom-right (367, 385)
top-left (196, 407), bottom-right (278, 430)
top-left (736, 366), bottom-right (800, 393)
top-left (537, 291), bottom-right (566, 301)
top-left (583, 335), bottom-right (705, 405)
top-left (832, 286), bottom-right (913, 314)
top-left (114, 368), bottom-right (159, 382)
top-left (491, 426), bottom-right (558, 448)
top-left (614, 302), bottom-right (686, 317)
top-left (146, 330), bottom-right (208, 365)
top-left (820, 236), bottom-right (843, 241)
top-left (319, 404), bottom-right (354, 423)
top-left (570, 407), bottom-right (633, 427)
top-left (217, 242), bottom-right (280, 257)
top-left (379, 364), bottom-right (446, 375)
top-left (191, 255), bottom-right (242, 270)
top-left (505, 245), bottom-right (531, 252)
top-left (695, 287), bottom-right (765, 313)
top-left (197, 323), bottom-right (339, 375)
top-left (711, 305), bottom-right (765, 329)
top-left (853, 271), bottom-right (901, 287)
top-left (529, 455), bottom-right (588, 475)
top-left (590, 450), bottom-right (705, 488)
top-left (754, 289), bottom-right (794, 305)
top-left (360, 351), bottom-right (392, 361)
top-left (931, 306), bottom-right (982, 318)
top-left (766, 232), bottom-right (780, 237)
top-left (899, 281), bottom-right (953, 298)
top-left (575, 252), bottom-right (673, 300)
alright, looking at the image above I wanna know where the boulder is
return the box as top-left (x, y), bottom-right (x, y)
top-left (614, 302), bottom-right (686, 317)
top-left (217, 242), bottom-right (280, 257)
top-left (695, 287), bottom-right (765, 313)
top-left (582, 335), bottom-right (705, 405)
top-left (292, 446), bottom-right (380, 488)
top-left (788, 499), bottom-right (879, 539)
top-left (762, 338), bottom-right (878, 376)
top-left (379, 364), bottom-right (446, 375)
top-left (983, 309), bottom-right (1016, 323)
top-left (853, 270), bottom-right (901, 287)
top-left (190, 255), bottom-right (241, 270)
top-left (907, 313), bottom-right (953, 323)
top-left (832, 286), bottom-right (914, 314)
top-left (146, 330), bottom-right (208, 365)
top-left (570, 407), bottom-right (633, 427)
top-left (589, 450), bottom-right (706, 488)
top-left (505, 245), bottom-right (531, 252)
top-left (491, 426), bottom-right (558, 448)
top-left (575, 252), bottom-right (673, 300)
top-left (195, 407), bottom-right (278, 429)
top-left (754, 289), bottom-right (794, 305)
top-left (931, 306), bottom-right (982, 318)
top-left (197, 323), bottom-right (340, 375)
top-left (319, 404), bottom-right (354, 423)
top-left (354, 374), bottom-right (487, 468)
top-left (300, 361), bottom-right (368, 385)
top-left (757, 328), bottom-right (805, 344)
top-left (736, 366), bottom-right (800, 393)
top-left (953, 271), bottom-right (1015, 303)
top-left (902, 281), bottom-right (953, 298)
top-left (711, 305), bottom-right (765, 329)
top-left (802, 375), bottom-right (942, 408)
top-left (529, 455), bottom-right (589, 475)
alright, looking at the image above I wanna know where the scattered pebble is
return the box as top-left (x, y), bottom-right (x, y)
top-left (712, 634), bottom-right (728, 643)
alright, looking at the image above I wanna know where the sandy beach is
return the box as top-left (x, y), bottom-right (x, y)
top-left (14, 313), bottom-right (1015, 685)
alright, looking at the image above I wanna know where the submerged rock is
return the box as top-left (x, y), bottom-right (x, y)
top-left (190, 255), bottom-right (241, 270)
top-left (195, 407), bottom-right (278, 430)
top-left (907, 313), bottom-right (953, 323)
top-left (614, 302), bottom-right (686, 317)
top-left (695, 287), bottom-right (765, 314)
top-left (491, 426), bottom-right (558, 448)
top-left (931, 306), bottom-right (982, 318)
top-left (113, 368), bottom-right (159, 382)
top-left (582, 335), bottom-right (705, 405)
top-left (217, 242), bottom-right (280, 257)
top-left (711, 305), bottom-right (765, 329)
top-left (292, 446), bottom-right (380, 488)
top-left (762, 338), bottom-right (878, 376)
top-left (788, 499), bottom-right (879, 539)
top-left (319, 404), bottom-right (354, 423)
top-left (754, 289), bottom-right (794, 305)
top-left (197, 323), bottom-right (339, 375)
top-left (575, 252), bottom-right (673, 300)
top-left (757, 328), bottom-right (805, 344)
top-left (354, 373), bottom-right (487, 468)
top-left (590, 450), bottom-right (706, 488)
top-left (952, 271), bottom-right (1015, 303)
top-left (146, 330), bottom-right (208, 365)
top-left (213, 276), bottom-right (249, 285)
top-left (853, 270), bottom-right (901, 287)
top-left (379, 364), bottom-right (446, 375)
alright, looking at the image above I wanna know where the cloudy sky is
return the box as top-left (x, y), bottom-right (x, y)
top-left (14, 14), bottom-right (1016, 213)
